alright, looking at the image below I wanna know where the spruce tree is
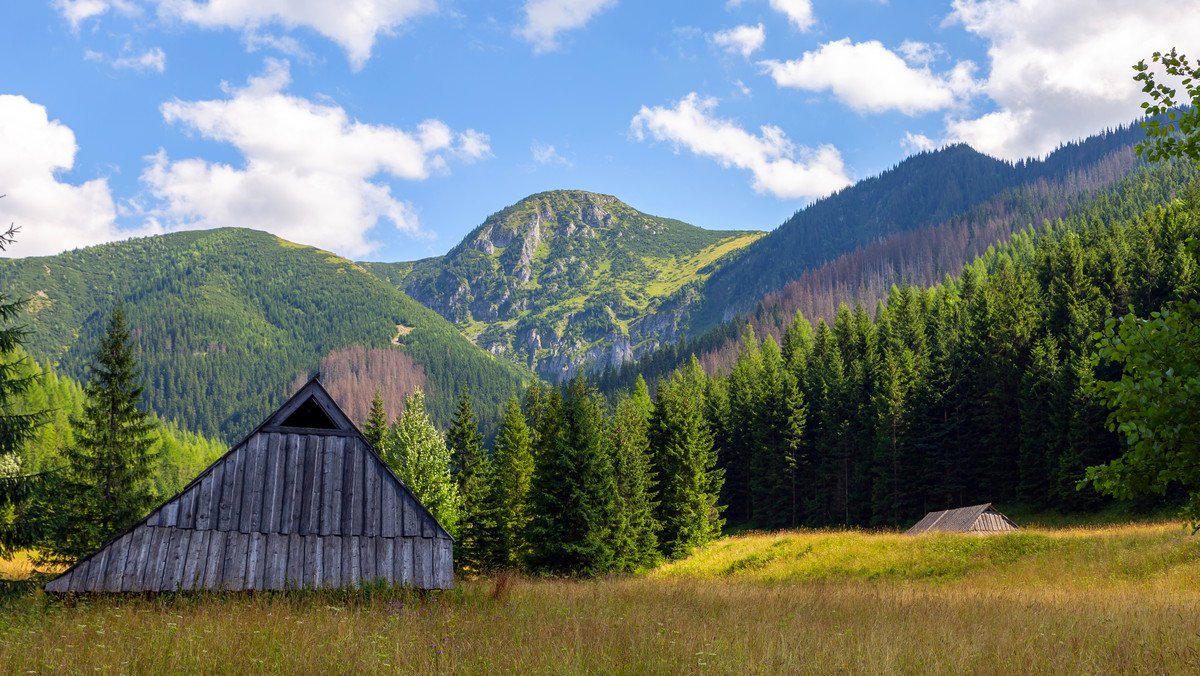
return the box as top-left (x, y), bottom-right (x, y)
top-left (42, 301), bottom-right (158, 564)
top-left (483, 395), bottom-right (534, 569)
top-left (606, 376), bottom-right (661, 570)
top-left (650, 357), bottom-right (723, 559)
top-left (382, 390), bottom-right (460, 536)
top-left (526, 379), bottom-right (619, 575)
top-left (362, 389), bottom-right (388, 450)
top-left (447, 387), bottom-right (490, 571)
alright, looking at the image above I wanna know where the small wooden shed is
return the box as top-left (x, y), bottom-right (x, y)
top-left (45, 377), bottom-right (454, 593)
top-left (905, 503), bottom-right (1018, 535)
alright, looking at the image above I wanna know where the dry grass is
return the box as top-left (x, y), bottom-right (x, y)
top-left (1, 522), bottom-right (1198, 674)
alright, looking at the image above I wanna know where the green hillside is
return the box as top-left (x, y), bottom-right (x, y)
top-left (0, 228), bottom-right (531, 443)
top-left (373, 190), bottom-right (762, 378)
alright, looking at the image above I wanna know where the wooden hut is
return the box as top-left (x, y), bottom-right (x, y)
top-left (44, 377), bottom-right (453, 593)
top-left (904, 503), bottom-right (1018, 535)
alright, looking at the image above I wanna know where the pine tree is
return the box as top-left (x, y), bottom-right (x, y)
top-left (483, 395), bottom-right (534, 570)
top-left (382, 390), bottom-right (460, 536)
top-left (651, 357), bottom-right (723, 559)
top-left (606, 376), bottom-right (661, 570)
top-left (525, 379), bottom-right (620, 575)
top-left (41, 301), bottom-right (159, 564)
top-left (362, 390), bottom-right (388, 450)
top-left (447, 387), bottom-right (490, 571)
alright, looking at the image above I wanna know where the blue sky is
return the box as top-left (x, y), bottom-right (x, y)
top-left (1, 1), bottom-right (1197, 261)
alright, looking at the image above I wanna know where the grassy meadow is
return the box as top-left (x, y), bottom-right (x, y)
top-left (1, 522), bottom-right (1198, 674)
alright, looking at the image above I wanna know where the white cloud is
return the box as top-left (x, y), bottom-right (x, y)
top-left (531, 141), bottom-right (571, 167)
top-left (945, 0), bottom-right (1200, 160)
top-left (709, 24), bottom-right (765, 59)
top-left (0, 96), bottom-right (122, 257)
top-left (760, 38), bottom-right (976, 116)
top-left (769, 0), bottom-right (814, 31)
top-left (516, 0), bottom-right (617, 53)
top-left (631, 93), bottom-right (850, 200)
top-left (901, 132), bottom-right (938, 154)
top-left (897, 40), bottom-right (943, 68)
top-left (113, 46), bottom-right (166, 72)
top-left (141, 59), bottom-right (490, 258)
top-left (152, 0), bottom-right (436, 70)
top-left (54, 0), bottom-right (111, 29)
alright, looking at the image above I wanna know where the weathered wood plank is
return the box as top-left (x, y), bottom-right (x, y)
top-left (217, 445), bottom-right (242, 530)
top-left (243, 533), bottom-right (261, 591)
top-left (68, 560), bottom-right (89, 593)
top-left (141, 527), bottom-right (169, 591)
top-left (195, 461), bottom-right (220, 531)
top-left (323, 537), bottom-right (341, 588)
top-left (163, 529), bottom-right (192, 591)
top-left (350, 443), bottom-right (365, 535)
top-left (162, 499), bottom-right (179, 528)
top-left (340, 439), bottom-right (358, 535)
top-left (380, 469), bottom-right (397, 538)
top-left (328, 437), bottom-right (344, 536)
top-left (435, 539), bottom-right (454, 590)
top-left (413, 537), bottom-right (429, 589)
top-left (263, 433), bottom-right (285, 533)
top-left (247, 436), bottom-right (271, 533)
top-left (87, 552), bottom-right (107, 592)
top-left (239, 434), bottom-right (265, 533)
top-left (378, 537), bottom-right (394, 584)
top-left (341, 533), bottom-right (355, 588)
top-left (319, 436), bottom-right (336, 535)
top-left (261, 533), bottom-right (282, 590)
top-left (348, 535), bottom-right (362, 587)
top-left (102, 534), bottom-right (130, 592)
top-left (365, 458), bottom-right (381, 537)
top-left (202, 530), bottom-right (226, 591)
top-left (284, 533), bottom-right (302, 589)
top-left (401, 494), bottom-right (419, 537)
top-left (398, 537), bottom-right (414, 586)
top-left (305, 536), bottom-right (323, 588)
top-left (360, 536), bottom-right (375, 584)
top-left (280, 435), bottom-right (302, 534)
top-left (147, 505), bottom-right (160, 528)
top-left (229, 436), bottom-right (252, 532)
top-left (297, 436), bottom-right (319, 536)
top-left (122, 526), bottom-right (149, 592)
top-left (421, 510), bottom-right (435, 538)
top-left (181, 529), bottom-right (209, 591)
top-left (45, 572), bottom-right (69, 594)
top-left (222, 531), bottom-right (246, 591)
top-left (177, 483), bottom-right (196, 530)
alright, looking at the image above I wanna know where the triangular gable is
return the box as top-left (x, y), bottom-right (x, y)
top-left (262, 377), bottom-right (357, 434)
top-left (905, 503), bottom-right (1015, 535)
top-left (44, 379), bottom-right (454, 593)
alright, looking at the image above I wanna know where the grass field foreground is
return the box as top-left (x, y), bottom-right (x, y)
top-left (0, 522), bottom-right (1197, 674)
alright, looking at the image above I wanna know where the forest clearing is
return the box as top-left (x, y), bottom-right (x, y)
top-left (1, 521), bottom-right (1196, 674)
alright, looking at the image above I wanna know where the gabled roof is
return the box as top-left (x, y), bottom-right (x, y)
top-left (44, 376), bottom-right (454, 593)
top-left (905, 503), bottom-right (1018, 535)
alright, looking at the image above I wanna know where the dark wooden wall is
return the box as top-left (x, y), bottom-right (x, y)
top-left (46, 431), bottom-right (453, 592)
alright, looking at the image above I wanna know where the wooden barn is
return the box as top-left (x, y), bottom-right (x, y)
top-left (45, 378), bottom-right (454, 593)
top-left (905, 503), bottom-right (1019, 535)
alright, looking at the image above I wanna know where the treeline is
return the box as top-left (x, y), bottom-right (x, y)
top-left (704, 182), bottom-right (1200, 529)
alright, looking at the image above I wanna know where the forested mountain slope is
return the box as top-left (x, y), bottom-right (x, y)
top-left (0, 228), bottom-right (531, 443)
top-left (690, 124), bottom-right (1149, 331)
top-left (364, 190), bottom-right (762, 379)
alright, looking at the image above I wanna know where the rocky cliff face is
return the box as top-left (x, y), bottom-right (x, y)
top-left (398, 190), bottom-right (762, 380)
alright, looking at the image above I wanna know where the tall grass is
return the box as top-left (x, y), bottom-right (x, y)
top-left (1, 522), bottom-right (1197, 674)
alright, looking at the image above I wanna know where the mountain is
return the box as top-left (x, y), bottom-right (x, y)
top-left (0, 228), bottom-right (531, 443)
top-left (687, 125), bottom-right (1150, 332)
top-left (364, 190), bottom-right (762, 378)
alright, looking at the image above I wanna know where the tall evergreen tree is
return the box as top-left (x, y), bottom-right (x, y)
top-left (651, 357), bottom-right (723, 558)
top-left (40, 301), bottom-right (158, 564)
top-left (483, 395), bottom-right (534, 570)
top-left (447, 387), bottom-right (490, 571)
top-left (525, 379), bottom-right (620, 575)
top-left (382, 390), bottom-right (460, 536)
top-left (606, 376), bottom-right (661, 570)
top-left (363, 389), bottom-right (388, 450)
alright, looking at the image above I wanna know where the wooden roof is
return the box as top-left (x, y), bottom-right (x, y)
top-left (904, 503), bottom-right (1018, 535)
top-left (45, 378), bottom-right (453, 593)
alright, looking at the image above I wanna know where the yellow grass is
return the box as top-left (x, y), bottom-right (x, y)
top-left (1, 523), bottom-right (1198, 674)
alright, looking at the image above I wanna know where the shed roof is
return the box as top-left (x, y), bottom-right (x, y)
top-left (45, 377), bottom-right (453, 593)
top-left (904, 503), bottom-right (1018, 535)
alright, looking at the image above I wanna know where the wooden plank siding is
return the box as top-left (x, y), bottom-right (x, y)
top-left (44, 381), bottom-right (454, 594)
